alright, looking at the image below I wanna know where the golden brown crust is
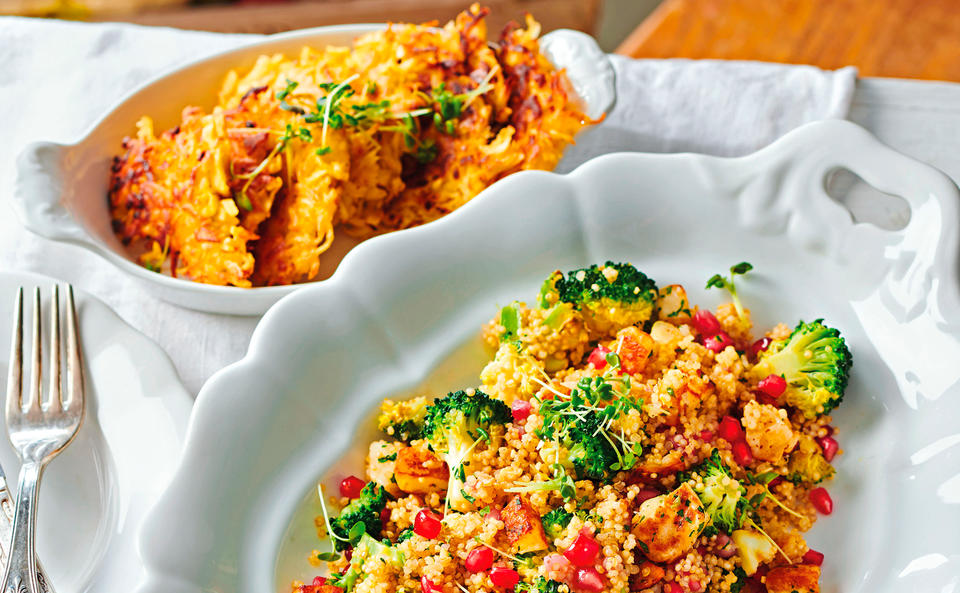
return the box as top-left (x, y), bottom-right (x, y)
top-left (393, 444), bottom-right (449, 495)
top-left (500, 494), bottom-right (549, 553)
top-left (765, 564), bottom-right (821, 593)
top-left (108, 4), bottom-right (588, 287)
top-left (631, 483), bottom-right (709, 563)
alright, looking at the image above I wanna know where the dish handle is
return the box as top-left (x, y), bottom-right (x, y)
top-left (13, 141), bottom-right (92, 244)
top-left (752, 119), bottom-right (960, 324)
top-left (539, 29), bottom-right (616, 120)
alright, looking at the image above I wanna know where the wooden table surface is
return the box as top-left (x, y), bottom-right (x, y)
top-left (616, 0), bottom-right (960, 82)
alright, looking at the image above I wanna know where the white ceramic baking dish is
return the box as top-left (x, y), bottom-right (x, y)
top-left (11, 26), bottom-right (615, 315)
top-left (135, 120), bottom-right (960, 593)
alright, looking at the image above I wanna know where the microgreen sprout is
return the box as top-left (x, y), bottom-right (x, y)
top-left (706, 261), bottom-right (753, 320)
top-left (315, 483), bottom-right (346, 562)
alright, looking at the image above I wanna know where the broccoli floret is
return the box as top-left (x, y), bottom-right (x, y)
top-left (517, 577), bottom-right (567, 593)
top-left (751, 319), bottom-right (853, 418)
top-left (539, 262), bottom-right (658, 335)
top-left (690, 449), bottom-right (748, 535)
top-left (532, 373), bottom-right (641, 486)
top-left (330, 482), bottom-right (389, 550)
top-left (565, 412), bottom-right (619, 482)
top-left (422, 389), bottom-right (511, 512)
top-left (377, 396), bottom-right (428, 442)
top-left (329, 533), bottom-right (405, 592)
top-left (541, 507), bottom-right (573, 539)
top-left (787, 435), bottom-right (835, 484)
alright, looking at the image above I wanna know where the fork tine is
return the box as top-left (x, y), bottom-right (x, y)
top-left (65, 285), bottom-right (82, 413)
top-left (6, 287), bottom-right (22, 420)
top-left (26, 288), bottom-right (41, 413)
top-left (47, 285), bottom-right (61, 414)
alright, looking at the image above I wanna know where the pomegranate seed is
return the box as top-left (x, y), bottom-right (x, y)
top-left (693, 309), bottom-right (722, 336)
top-left (421, 576), bottom-right (438, 593)
top-left (511, 399), bottom-right (532, 423)
top-left (704, 331), bottom-right (734, 353)
top-left (573, 568), bottom-right (605, 592)
top-left (465, 547), bottom-right (493, 573)
top-left (817, 436), bottom-right (839, 462)
top-left (636, 489), bottom-right (660, 504)
top-left (749, 337), bottom-right (772, 359)
top-left (718, 416), bottom-right (744, 442)
top-left (563, 533), bottom-right (600, 567)
top-left (688, 578), bottom-right (703, 592)
top-left (757, 374), bottom-right (787, 397)
top-left (587, 345), bottom-right (611, 369)
top-left (754, 391), bottom-right (780, 407)
top-left (312, 576), bottom-right (327, 586)
top-left (732, 441), bottom-right (754, 466)
top-left (700, 430), bottom-right (714, 442)
top-left (339, 476), bottom-right (365, 499)
top-left (663, 583), bottom-right (683, 593)
top-left (768, 476), bottom-right (784, 488)
top-left (802, 549), bottom-right (825, 566)
top-left (490, 567), bottom-right (520, 588)
top-left (414, 509), bottom-right (443, 539)
top-left (380, 507), bottom-right (390, 526)
top-left (810, 487), bottom-right (834, 515)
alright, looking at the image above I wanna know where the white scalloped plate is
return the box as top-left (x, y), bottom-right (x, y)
top-left (0, 271), bottom-right (192, 593)
top-left (11, 26), bottom-right (615, 316)
top-left (137, 120), bottom-right (960, 593)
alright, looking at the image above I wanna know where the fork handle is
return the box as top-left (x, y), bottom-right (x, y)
top-left (1, 462), bottom-right (43, 593)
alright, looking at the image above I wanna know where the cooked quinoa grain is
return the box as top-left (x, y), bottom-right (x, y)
top-left (298, 262), bottom-right (850, 593)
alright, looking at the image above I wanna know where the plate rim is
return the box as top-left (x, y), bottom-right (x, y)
top-left (0, 269), bottom-right (193, 593)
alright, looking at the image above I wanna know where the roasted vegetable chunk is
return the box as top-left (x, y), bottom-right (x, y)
top-left (631, 483), bottom-right (708, 562)
top-left (393, 444), bottom-right (449, 495)
top-left (742, 401), bottom-right (798, 463)
top-left (366, 440), bottom-right (403, 497)
top-left (501, 495), bottom-right (549, 553)
top-left (765, 564), bottom-right (821, 593)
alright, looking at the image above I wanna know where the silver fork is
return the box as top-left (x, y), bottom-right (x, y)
top-left (1, 286), bottom-right (83, 593)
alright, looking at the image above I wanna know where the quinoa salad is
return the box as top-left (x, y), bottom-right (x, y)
top-left (294, 261), bottom-right (852, 593)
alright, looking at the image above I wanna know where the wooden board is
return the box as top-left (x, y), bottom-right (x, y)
top-left (84, 0), bottom-right (601, 35)
top-left (616, 0), bottom-right (960, 82)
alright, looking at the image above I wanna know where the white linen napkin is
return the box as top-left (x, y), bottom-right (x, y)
top-left (0, 17), bottom-right (857, 394)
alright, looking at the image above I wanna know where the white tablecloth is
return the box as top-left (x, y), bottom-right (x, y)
top-left (0, 17), bottom-right (871, 394)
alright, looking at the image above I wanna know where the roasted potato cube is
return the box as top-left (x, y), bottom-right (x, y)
top-left (616, 326), bottom-right (655, 375)
top-left (743, 401), bottom-right (799, 463)
top-left (501, 495), bottom-right (549, 553)
top-left (394, 444), bottom-right (448, 494)
top-left (765, 564), bottom-right (821, 593)
top-left (657, 284), bottom-right (690, 322)
top-left (631, 483), bottom-right (708, 562)
top-left (650, 321), bottom-right (683, 345)
top-left (730, 529), bottom-right (777, 576)
top-left (366, 440), bottom-right (403, 496)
